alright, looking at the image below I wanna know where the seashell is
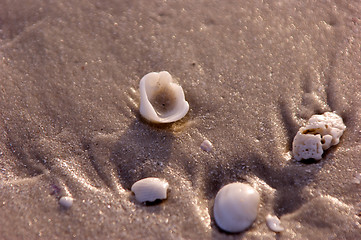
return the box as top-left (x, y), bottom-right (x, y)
top-left (266, 214), bottom-right (284, 232)
top-left (213, 182), bottom-right (260, 233)
top-left (139, 71), bottom-right (189, 123)
top-left (59, 196), bottom-right (73, 208)
top-left (200, 139), bottom-right (213, 152)
top-left (131, 177), bottom-right (169, 203)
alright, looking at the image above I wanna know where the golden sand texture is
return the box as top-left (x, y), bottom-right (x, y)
top-left (0, 0), bottom-right (360, 239)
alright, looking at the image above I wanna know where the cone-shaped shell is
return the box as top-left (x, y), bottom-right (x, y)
top-left (139, 71), bottom-right (189, 123)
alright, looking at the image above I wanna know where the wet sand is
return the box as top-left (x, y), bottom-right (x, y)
top-left (0, 0), bottom-right (360, 239)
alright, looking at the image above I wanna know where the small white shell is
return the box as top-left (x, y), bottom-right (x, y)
top-left (266, 214), bottom-right (284, 232)
top-left (131, 177), bottom-right (169, 203)
top-left (139, 71), bottom-right (189, 123)
top-left (59, 196), bottom-right (73, 208)
top-left (200, 139), bottom-right (213, 152)
top-left (213, 183), bottom-right (260, 233)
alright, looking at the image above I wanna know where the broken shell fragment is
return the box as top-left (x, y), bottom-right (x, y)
top-left (131, 177), bottom-right (169, 203)
top-left (292, 112), bottom-right (346, 161)
top-left (266, 214), bottom-right (284, 232)
top-left (139, 71), bottom-right (189, 123)
top-left (213, 183), bottom-right (260, 233)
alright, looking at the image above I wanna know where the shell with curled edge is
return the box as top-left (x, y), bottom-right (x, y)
top-left (139, 71), bottom-right (189, 123)
top-left (213, 182), bottom-right (260, 233)
top-left (131, 177), bottom-right (169, 203)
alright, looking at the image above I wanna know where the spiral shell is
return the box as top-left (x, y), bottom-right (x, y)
top-left (139, 71), bottom-right (189, 123)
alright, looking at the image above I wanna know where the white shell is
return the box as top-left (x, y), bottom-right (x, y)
top-left (213, 183), bottom-right (260, 233)
top-left (292, 112), bottom-right (346, 161)
top-left (139, 71), bottom-right (189, 123)
top-left (200, 139), bottom-right (213, 152)
top-left (59, 196), bottom-right (73, 208)
top-left (266, 214), bottom-right (284, 232)
top-left (131, 177), bottom-right (169, 203)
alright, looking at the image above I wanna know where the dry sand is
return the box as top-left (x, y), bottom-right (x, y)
top-left (0, 0), bottom-right (360, 239)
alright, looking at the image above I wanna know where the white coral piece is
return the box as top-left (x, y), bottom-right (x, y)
top-left (304, 112), bottom-right (346, 146)
top-left (292, 131), bottom-right (323, 161)
top-left (292, 112), bottom-right (346, 161)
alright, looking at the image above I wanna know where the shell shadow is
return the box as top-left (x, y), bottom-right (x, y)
top-left (110, 116), bottom-right (176, 190)
top-left (278, 99), bottom-right (301, 152)
top-left (203, 154), bottom-right (249, 200)
top-left (248, 151), bottom-right (326, 216)
top-left (127, 193), bottom-right (165, 214)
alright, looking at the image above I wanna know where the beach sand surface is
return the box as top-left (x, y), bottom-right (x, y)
top-left (0, 0), bottom-right (360, 239)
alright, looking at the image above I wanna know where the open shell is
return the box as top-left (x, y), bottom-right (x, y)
top-left (139, 71), bottom-right (189, 123)
top-left (213, 182), bottom-right (260, 233)
top-left (131, 177), bottom-right (169, 203)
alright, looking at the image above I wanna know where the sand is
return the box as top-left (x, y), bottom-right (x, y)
top-left (0, 0), bottom-right (360, 239)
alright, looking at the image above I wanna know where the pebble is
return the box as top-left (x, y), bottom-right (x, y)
top-left (213, 182), bottom-right (260, 233)
top-left (200, 139), bottom-right (213, 152)
top-left (59, 196), bottom-right (73, 209)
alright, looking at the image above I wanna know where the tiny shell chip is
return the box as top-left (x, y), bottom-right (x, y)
top-left (131, 177), bottom-right (169, 203)
top-left (351, 173), bottom-right (361, 184)
top-left (59, 196), bottom-right (73, 208)
top-left (266, 214), bottom-right (284, 232)
top-left (200, 139), bottom-right (213, 152)
top-left (139, 71), bottom-right (189, 123)
top-left (213, 183), bottom-right (260, 233)
top-left (292, 112), bottom-right (346, 161)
